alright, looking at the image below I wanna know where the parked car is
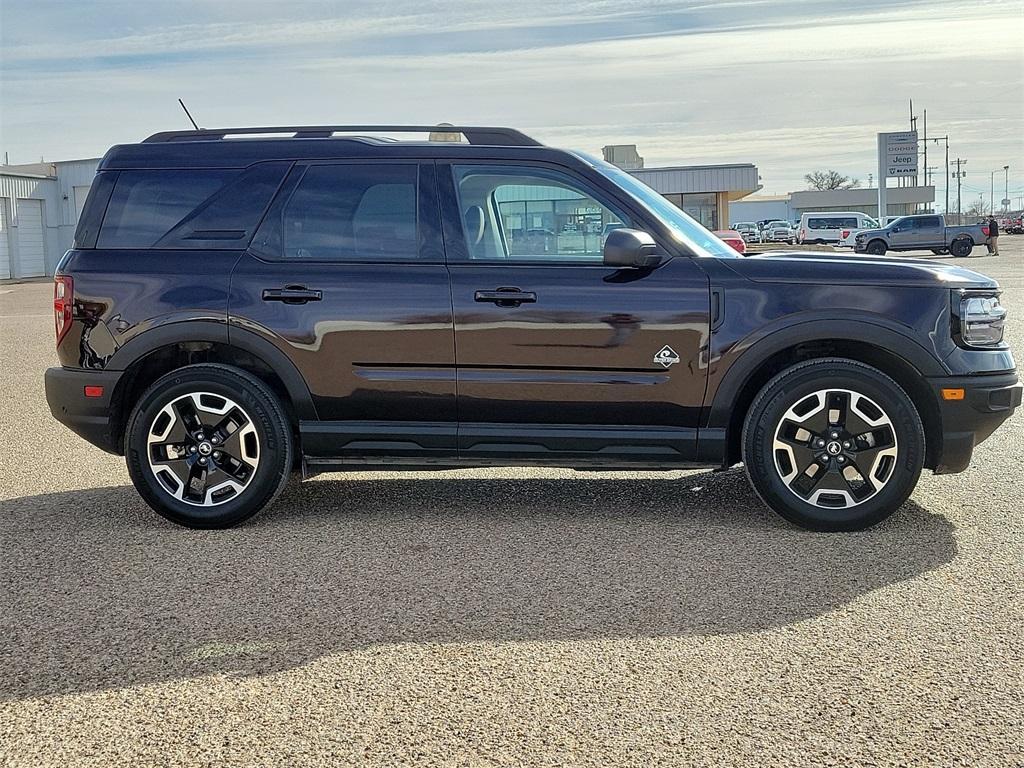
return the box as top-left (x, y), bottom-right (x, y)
top-left (714, 229), bottom-right (746, 254)
top-left (854, 214), bottom-right (989, 257)
top-left (46, 123), bottom-right (1020, 532)
top-left (1002, 216), bottom-right (1023, 235)
top-left (732, 222), bottom-right (762, 243)
top-left (761, 221), bottom-right (795, 244)
top-left (797, 212), bottom-right (877, 245)
top-left (835, 216), bottom-right (883, 249)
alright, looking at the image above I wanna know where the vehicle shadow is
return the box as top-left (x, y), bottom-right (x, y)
top-left (0, 469), bottom-right (956, 701)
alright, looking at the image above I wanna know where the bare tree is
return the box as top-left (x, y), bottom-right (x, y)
top-left (964, 199), bottom-right (990, 219)
top-left (804, 170), bottom-right (862, 191)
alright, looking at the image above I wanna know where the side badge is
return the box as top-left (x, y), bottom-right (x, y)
top-left (653, 345), bottom-right (681, 368)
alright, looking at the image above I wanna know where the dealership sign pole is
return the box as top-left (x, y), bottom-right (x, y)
top-left (877, 131), bottom-right (919, 219)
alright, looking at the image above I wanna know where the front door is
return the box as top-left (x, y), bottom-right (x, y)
top-left (440, 161), bottom-right (710, 465)
top-left (230, 160), bottom-right (457, 459)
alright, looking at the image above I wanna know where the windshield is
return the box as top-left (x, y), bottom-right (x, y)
top-left (575, 154), bottom-right (737, 257)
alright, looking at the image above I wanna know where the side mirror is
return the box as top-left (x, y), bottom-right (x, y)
top-left (603, 228), bottom-right (660, 268)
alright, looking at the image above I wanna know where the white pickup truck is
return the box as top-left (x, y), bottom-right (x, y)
top-left (854, 215), bottom-right (989, 257)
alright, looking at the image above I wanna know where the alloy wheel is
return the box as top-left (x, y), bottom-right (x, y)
top-left (146, 391), bottom-right (260, 506)
top-left (772, 388), bottom-right (898, 509)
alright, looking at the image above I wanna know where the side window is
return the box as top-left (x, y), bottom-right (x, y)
top-left (916, 216), bottom-right (940, 229)
top-left (278, 164), bottom-right (418, 261)
top-left (452, 165), bottom-right (630, 262)
top-left (98, 170), bottom-right (237, 248)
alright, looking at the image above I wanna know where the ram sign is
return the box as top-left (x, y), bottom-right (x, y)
top-left (880, 131), bottom-right (919, 176)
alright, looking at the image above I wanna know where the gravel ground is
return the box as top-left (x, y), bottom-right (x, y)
top-left (1, 242), bottom-right (1023, 767)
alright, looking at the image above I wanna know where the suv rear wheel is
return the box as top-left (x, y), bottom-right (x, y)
top-left (742, 359), bottom-right (924, 531)
top-left (126, 364), bottom-right (293, 528)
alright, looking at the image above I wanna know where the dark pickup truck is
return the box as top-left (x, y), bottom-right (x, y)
top-left (45, 124), bottom-right (1020, 531)
top-left (855, 214), bottom-right (989, 257)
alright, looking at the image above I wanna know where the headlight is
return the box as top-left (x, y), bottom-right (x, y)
top-left (958, 294), bottom-right (1006, 347)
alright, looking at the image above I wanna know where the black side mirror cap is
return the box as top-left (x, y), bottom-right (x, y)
top-left (603, 228), bottom-right (661, 268)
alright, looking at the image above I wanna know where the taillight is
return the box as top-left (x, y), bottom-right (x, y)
top-left (54, 275), bottom-right (73, 345)
top-left (736, 239), bottom-right (746, 254)
top-left (841, 230), bottom-right (850, 239)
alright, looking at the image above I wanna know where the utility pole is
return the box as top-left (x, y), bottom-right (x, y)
top-left (1004, 165), bottom-right (1011, 212)
top-left (922, 109), bottom-right (928, 207)
top-left (926, 135), bottom-right (949, 214)
top-left (991, 169), bottom-right (997, 214)
top-left (952, 158), bottom-right (967, 223)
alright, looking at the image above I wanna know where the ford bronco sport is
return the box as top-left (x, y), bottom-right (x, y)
top-left (45, 125), bottom-right (1021, 531)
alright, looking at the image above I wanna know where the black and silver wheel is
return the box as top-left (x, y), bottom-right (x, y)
top-left (742, 359), bottom-right (924, 531)
top-left (126, 364), bottom-right (293, 528)
top-left (865, 239), bottom-right (887, 255)
top-left (950, 238), bottom-right (973, 258)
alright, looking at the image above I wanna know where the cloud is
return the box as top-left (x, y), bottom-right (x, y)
top-left (1, 0), bottom-right (1021, 199)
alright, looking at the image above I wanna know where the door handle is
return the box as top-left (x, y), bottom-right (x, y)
top-left (261, 286), bottom-right (322, 304)
top-left (474, 288), bottom-right (537, 307)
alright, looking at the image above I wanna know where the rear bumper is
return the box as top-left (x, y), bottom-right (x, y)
top-left (45, 366), bottom-right (125, 455)
top-left (930, 371), bottom-right (1021, 474)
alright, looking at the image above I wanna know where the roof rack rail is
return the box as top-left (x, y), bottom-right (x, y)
top-left (143, 125), bottom-right (542, 147)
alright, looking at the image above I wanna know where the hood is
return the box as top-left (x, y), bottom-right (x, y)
top-left (723, 251), bottom-right (997, 289)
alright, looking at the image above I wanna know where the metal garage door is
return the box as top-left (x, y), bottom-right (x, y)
top-left (15, 199), bottom-right (45, 278)
top-left (0, 199), bottom-right (11, 279)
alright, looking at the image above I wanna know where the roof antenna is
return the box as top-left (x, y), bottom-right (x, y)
top-left (178, 98), bottom-right (199, 130)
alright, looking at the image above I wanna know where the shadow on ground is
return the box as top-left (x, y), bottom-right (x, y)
top-left (0, 470), bottom-right (955, 700)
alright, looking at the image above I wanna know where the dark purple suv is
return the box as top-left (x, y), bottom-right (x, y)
top-left (45, 125), bottom-right (1021, 530)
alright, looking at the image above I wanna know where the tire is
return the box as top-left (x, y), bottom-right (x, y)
top-left (125, 364), bottom-right (293, 528)
top-left (950, 238), bottom-right (973, 258)
top-left (865, 239), bottom-right (887, 255)
top-left (742, 358), bottom-right (924, 532)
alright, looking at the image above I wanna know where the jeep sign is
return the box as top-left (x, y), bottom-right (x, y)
top-left (881, 131), bottom-right (919, 176)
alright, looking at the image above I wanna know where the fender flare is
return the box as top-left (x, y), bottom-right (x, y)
top-left (105, 319), bottom-right (317, 420)
top-left (705, 316), bottom-right (948, 431)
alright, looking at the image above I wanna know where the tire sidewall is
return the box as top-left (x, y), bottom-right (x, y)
top-left (126, 366), bottom-right (291, 528)
top-left (743, 361), bottom-right (924, 531)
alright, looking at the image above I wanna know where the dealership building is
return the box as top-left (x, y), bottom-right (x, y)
top-left (729, 186), bottom-right (936, 224)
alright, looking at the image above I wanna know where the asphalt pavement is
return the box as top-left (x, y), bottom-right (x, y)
top-left (2, 240), bottom-right (1022, 767)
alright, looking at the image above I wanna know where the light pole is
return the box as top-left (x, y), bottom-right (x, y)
top-left (1004, 165), bottom-right (1011, 212)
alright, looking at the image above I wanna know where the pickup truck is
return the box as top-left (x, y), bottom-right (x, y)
top-left (854, 214), bottom-right (988, 257)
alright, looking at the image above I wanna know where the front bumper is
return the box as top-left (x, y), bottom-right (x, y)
top-left (45, 366), bottom-right (125, 455)
top-left (929, 371), bottom-right (1021, 473)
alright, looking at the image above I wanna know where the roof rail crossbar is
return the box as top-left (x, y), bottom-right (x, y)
top-left (143, 125), bottom-right (541, 146)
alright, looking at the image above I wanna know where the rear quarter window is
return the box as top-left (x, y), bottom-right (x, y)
top-left (95, 164), bottom-right (290, 249)
top-left (98, 170), bottom-right (238, 248)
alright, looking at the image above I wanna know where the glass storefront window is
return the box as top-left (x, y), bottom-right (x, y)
top-left (680, 193), bottom-right (718, 230)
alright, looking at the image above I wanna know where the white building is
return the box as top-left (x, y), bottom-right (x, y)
top-left (0, 159), bottom-right (100, 279)
top-left (730, 186), bottom-right (936, 225)
top-left (603, 145), bottom-right (761, 231)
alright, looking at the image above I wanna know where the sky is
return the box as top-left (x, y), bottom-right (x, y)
top-left (2, 0), bottom-right (1023, 205)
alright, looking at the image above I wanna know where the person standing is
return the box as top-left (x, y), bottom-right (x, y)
top-left (987, 217), bottom-right (1000, 256)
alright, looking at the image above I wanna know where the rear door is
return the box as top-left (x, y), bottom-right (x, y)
top-left (440, 160), bottom-right (710, 465)
top-left (913, 215), bottom-right (943, 248)
top-left (230, 160), bottom-right (457, 459)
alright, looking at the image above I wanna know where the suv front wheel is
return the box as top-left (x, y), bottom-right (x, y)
top-left (126, 364), bottom-right (293, 528)
top-left (742, 359), bottom-right (924, 531)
